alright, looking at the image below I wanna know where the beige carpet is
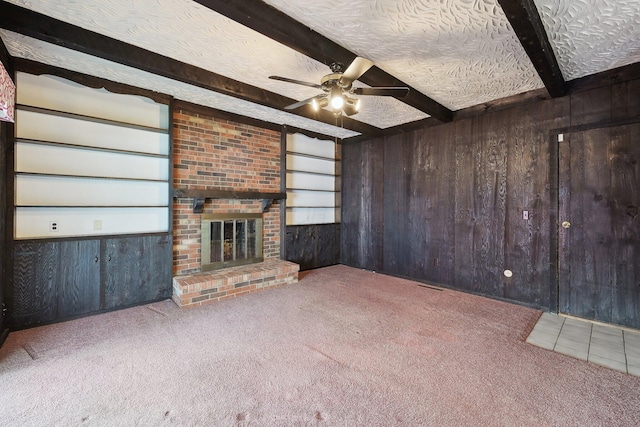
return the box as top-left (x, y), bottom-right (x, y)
top-left (1, 265), bottom-right (639, 426)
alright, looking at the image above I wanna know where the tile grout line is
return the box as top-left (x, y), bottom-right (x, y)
top-left (531, 314), bottom-right (638, 376)
top-left (552, 317), bottom-right (566, 351)
top-left (561, 313), bottom-right (640, 334)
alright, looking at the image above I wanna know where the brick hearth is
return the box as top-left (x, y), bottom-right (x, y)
top-left (171, 104), bottom-right (298, 309)
top-left (172, 259), bottom-right (299, 308)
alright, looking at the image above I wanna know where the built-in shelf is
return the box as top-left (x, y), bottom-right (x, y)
top-left (286, 133), bottom-right (341, 227)
top-left (286, 151), bottom-right (340, 162)
top-left (17, 138), bottom-right (168, 158)
top-left (18, 104), bottom-right (169, 133)
top-left (285, 169), bottom-right (341, 177)
top-left (16, 171), bottom-right (168, 183)
top-left (14, 74), bottom-right (171, 239)
top-left (287, 188), bottom-right (338, 193)
top-left (286, 206), bottom-right (339, 209)
top-left (16, 205), bottom-right (167, 208)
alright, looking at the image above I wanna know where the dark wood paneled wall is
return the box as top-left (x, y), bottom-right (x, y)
top-left (342, 138), bottom-right (385, 271)
top-left (11, 235), bottom-right (172, 329)
top-left (344, 88), bottom-right (612, 311)
top-left (285, 224), bottom-right (340, 271)
top-left (343, 77), bottom-right (640, 319)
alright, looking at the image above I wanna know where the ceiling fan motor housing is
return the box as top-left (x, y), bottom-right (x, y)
top-left (321, 73), bottom-right (351, 91)
top-left (329, 62), bottom-right (344, 73)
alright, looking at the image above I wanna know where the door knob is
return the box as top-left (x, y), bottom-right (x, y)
top-left (562, 221), bottom-right (571, 229)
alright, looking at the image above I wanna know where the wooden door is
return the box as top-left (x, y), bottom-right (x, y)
top-left (558, 124), bottom-right (640, 328)
top-left (12, 240), bottom-right (100, 327)
top-left (102, 235), bottom-right (172, 309)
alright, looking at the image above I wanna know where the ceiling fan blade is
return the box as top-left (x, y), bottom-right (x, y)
top-left (284, 94), bottom-right (325, 110)
top-left (354, 87), bottom-right (410, 97)
top-left (339, 57), bottom-right (374, 87)
top-left (269, 75), bottom-right (322, 89)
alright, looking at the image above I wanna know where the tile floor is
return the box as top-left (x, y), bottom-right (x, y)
top-left (526, 313), bottom-right (640, 376)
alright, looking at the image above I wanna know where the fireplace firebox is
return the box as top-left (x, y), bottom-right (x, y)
top-left (201, 213), bottom-right (263, 271)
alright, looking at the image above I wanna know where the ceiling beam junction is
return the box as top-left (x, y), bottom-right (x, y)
top-left (193, 0), bottom-right (454, 123)
top-left (0, 1), bottom-right (381, 136)
top-left (497, 0), bottom-right (566, 97)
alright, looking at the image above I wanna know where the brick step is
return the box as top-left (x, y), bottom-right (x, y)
top-left (172, 259), bottom-right (299, 308)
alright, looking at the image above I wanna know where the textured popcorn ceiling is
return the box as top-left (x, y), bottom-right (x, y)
top-left (533, 0), bottom-right (640, 80)
top-left (1, 0), bottom-right (426, 131)
top-left (2, 0), bottom-right (640, 135)
top-left (0, 30), bottom-right (359, 139)
top-left (262, 0), bottom-right (545, 110)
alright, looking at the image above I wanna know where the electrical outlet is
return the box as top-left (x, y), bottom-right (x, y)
top-left (93, 219), bottom-right (102, 231)
top-left (523, 210), bottom-right (529, 220)
top-left (49, 221), bottom-right (58, 232)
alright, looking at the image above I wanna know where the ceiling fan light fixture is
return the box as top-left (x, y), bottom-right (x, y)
top-left (330, 95), bottom-right (344, 110)
top-left (273, 57), bottom-right (403, 115)
top-left (312, 97), bottom-right (328, 111)
top-left (329, 86), bottom-right (344, 112)
top-left (343, 95), bottom-right (360, 116)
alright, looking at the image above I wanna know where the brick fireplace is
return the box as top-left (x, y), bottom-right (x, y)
top-left (171, 105), bottom-right (298, 308)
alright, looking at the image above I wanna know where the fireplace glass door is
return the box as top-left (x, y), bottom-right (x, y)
top-left (201, 213), bottom-right (263, 271)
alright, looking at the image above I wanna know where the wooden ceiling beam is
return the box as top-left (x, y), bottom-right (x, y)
top-left (497, 0), bottom-right (566, 97)
top-left (0, 34), bottom-right (12, 72)
top-left (193, 0), bottom-right (453, 123)
top-left (566, 61), bottom-right (640, 94)
top-left (0, 1), bottom-right (381, 136)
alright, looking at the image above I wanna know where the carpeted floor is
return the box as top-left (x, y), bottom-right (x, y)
top-left (1, 265), bottom-right (639, 426)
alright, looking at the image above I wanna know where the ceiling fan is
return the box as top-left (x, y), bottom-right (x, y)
top-left (269, 57), bottom-right (409, 116)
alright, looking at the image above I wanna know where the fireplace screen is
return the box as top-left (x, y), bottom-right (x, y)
top-left (201, 213), bottom-right (263, 271)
